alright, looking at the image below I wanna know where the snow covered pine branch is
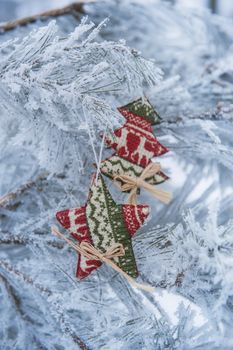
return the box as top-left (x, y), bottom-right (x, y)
top-left (1, 1), bottom-right (233, 349)
top-left (0, 18), bottom-right (162, 179)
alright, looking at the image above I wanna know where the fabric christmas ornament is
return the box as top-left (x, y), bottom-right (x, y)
top-left (100, 97), bottom-right (171, 204)
top-left (55, 174), bottom-right (150, 279)
top-left (118, 96), bottom-right (161, 125)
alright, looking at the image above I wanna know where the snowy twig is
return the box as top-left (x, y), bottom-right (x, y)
top-left (0, 172), bottom-right (49, 208)
top-left (0, 259), bottom-right (52, 295)
top-left (0, 2), bottom-right (85, 33)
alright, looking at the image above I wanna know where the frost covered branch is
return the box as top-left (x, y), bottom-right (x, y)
top-left (135, 208), bottom-right (233, 348)
top-left (0, 18), bottom-right (162, 180)
top-left (1, 0), bottom-right (233, 349)
top-left (0, 2), bottom-right (84, 32)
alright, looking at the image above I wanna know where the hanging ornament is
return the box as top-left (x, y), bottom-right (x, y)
top-left (100, 97), bottom-right (172, 204)
top-left (118, 96), bottom-right (161, 125)
top-left (52, 97), bottom-right (172, 292)
top-left (54, 174), bottom-right (150, 282)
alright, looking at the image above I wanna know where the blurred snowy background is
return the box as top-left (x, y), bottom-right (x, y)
top-left (1, 0), bottom-right (233, 22)
top-left (0, 0), bottom-right (70, 21)
top-left (1, 1), bottom-right (233, 349)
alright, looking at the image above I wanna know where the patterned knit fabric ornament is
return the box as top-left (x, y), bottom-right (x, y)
top-left (100, 97), bottom-right (169, 190)
top-left (55, 174), bottom-right (150, 279)
top-left (119, 96), bottom-right (161, 125)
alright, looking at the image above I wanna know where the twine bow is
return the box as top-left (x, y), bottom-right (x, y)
top-left (51, 226), bottom-right (154, 293)
top-left (114, 162), bottom-right (172, 205)
top-left (79, 240), bottom-right (125, 261)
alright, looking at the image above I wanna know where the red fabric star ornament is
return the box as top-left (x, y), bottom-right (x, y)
top-left (56, 174), bottom-right (150, 279)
